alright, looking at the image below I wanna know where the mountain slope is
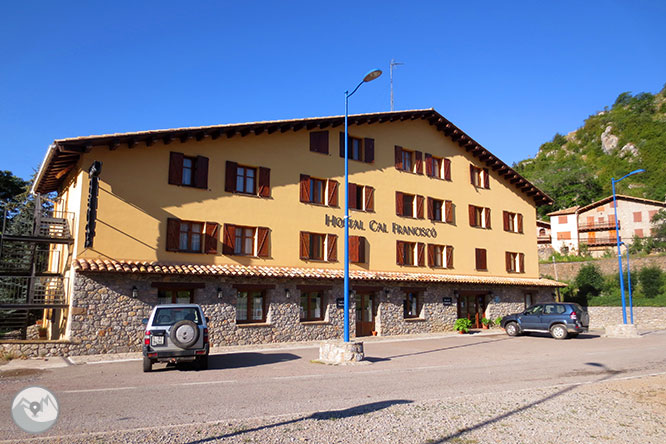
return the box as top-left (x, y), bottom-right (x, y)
top-left (515, 84), bottom-right (666, 218)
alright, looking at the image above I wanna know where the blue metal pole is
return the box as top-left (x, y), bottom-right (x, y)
top-left (612, 180), bottom-right (627, 324)
top-left (625, 246), bottom-right (634, 324)
top-left (343, 90), bottom-right (350, 342)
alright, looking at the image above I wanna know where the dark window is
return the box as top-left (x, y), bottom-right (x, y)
top-left (433, 199), bottom-right (443, 222)
top-left (310, 131), bottom-right (329, 154)
top-left (506, 251), bottom-right (525, 273)
top-left (182, 157), bottom-right (194, 186)
top-left (404, 292), bottom-right (421, 318)
top-left (300, 291), bottom-right (324, 321)
top-left (310, 178), bottom-right (325, 205)
top-left (503, 211), bottom-right (524, 233)
top-left (300, 232), bottom-right (336, 262)
top-left (475, 248), bottom-right (487, 271)
top-left (433, 245), bottom-right (444, 267)
top-left (403, 194), bottom-right (414, 217)
top-left (470, 165), bottom-right (490, 189)
top-left (403, 242), bottom-right (415, 265)
top-left (236, 166), bottom-right (256, 194)
top-left (234, 226), bottom-right (255, 255)
top-left (402, 150), bottom-right (413, 172)
top-left (351, 137), bottom-right (363, 161)
top-left (236, 290), bottom-right (266, 323)
top-left (340, 134), bottom-right (374, 163)
top-left (178, 222), bottom-right (203, 252)
top-left (469, 205), bottom-right (491, 229)
top-left (309, 233), bottom-right (325, 260)
top-left (169, 152), bottom-right (208, 189)
top-left (350, 236), bottom-right (366, 263)
top-left (157, 289), bottom-right (194, 305)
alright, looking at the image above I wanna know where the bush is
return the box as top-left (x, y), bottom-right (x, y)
top-left (638, 266), bottom-right (664, 298)
top-left (574, 264), bottom-right (604, 303)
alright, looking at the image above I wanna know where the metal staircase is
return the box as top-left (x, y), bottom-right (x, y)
top-left (0, 195), bottom-right (73, 340)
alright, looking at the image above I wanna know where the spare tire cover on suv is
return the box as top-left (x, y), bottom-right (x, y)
top-left (170, 320), bottom-right (199, 349)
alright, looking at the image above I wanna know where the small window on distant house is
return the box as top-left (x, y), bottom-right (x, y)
top-left (633, 211), bottom-right (642, 223)
top-left (558, 215), bottom-right (568, 224)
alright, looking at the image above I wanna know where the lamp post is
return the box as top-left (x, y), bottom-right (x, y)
top-left (612, 169), bottom-right (644, 324)
top-left (620, 242), bottom-right (634, 324)
top-left (343, 69), bottom-right (382, 342)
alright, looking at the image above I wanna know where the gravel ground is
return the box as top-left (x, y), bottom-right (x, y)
top-left (12, 372), bottom-right (666, 444)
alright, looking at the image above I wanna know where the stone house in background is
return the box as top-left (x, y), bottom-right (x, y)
top-left (9, 109), bottom-right (563, 356)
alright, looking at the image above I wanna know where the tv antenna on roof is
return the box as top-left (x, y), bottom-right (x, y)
top-left (390, 59), bottom-right (404, 111)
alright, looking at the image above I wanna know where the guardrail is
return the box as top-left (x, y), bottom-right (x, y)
top-left (580, 236), bottom-right (619, 247)
top-left (578, 221), bottom-right (620, 232)
top-left (0, 276), bottom-right (68, 307)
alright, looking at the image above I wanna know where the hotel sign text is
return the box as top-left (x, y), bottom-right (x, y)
top-left (325, 215), bottom-right (437, 238)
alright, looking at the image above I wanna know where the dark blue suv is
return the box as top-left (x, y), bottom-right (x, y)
top-left (500, 302), bottom-right (589, 339)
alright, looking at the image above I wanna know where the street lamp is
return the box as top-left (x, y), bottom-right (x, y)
top-left (344, 69), bottom-right (382, 342)
top-left (620, 242), bottom-right (634, 324)
top-left (612, 168), bottom-right (644, 324)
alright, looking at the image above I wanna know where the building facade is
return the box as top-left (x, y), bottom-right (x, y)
top-left (24, 109), bottom-right (561, 355)
top-left (548, 196), bottom-right (666, 257)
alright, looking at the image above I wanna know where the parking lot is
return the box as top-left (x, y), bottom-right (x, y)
top-left (1, 329), bottom-right (666, 443)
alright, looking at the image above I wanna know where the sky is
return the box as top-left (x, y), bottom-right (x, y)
top-left (1, 1), bottom-right (665, 181)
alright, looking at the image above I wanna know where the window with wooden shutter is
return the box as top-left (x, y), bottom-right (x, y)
top-left (348, 183), bottom-right (358, 210)
top-left (395, 146), bottom-right (403, 170)
top-left (417, 242), bottom-right (425, 267)
top-left (256, 227), bottom-right (270, 258)
top-left (519, 253), bottom-right (525, 273)
top-left (364, 186), bottom-right (374, 212)
top-left (194, 156), bottom-right (209, 189)
top-left (415, 151), bottom-right (423, 174)
top-left (327, 234), bottom-right (338, 262)
top-left (425, 153), bottom-right (433, 176)
top-left (416, 195), bottom-right (425, 219)
top-left (168, 152), bottom-right (184, 185)
top-left (364, 138), bottom-right (374, 163)
top-left (310, 131), bottom-right (329, 154)
top-left (166, 218), bottom-right (180, 251)
top-left (396, 241), bottom-right (404, 265)
top-left (470, 164), bottom-right (476, 186)
top-left (258, 167), bottom-right (271, 198)
top-left (484, 208), bottom-right (491, 229)
top-left (396, 191), bottom-right (404, 216)
top-left (300, 232), bottom-right (310, 259)
top-left (427, 244), bottom-right (434, 267)
top-left (204, 222), bottom-right (219, 254)
top-left (483, 168), bottom-right (490, 189)
top-left (469, 205), bottom-right (477, 227)
top-left (446, 246), bottom-right (454, 269)
top-left (517, 214), bottom-right (523, 233)
top-left (445, 200), bottom-right (453, 223)
top-left (327, 179), bottom-right (339, 207)
top-left (503, 211), bottom-right (510, 231)
top-left (427, 197), bottom-right (433, 220)
top-left (350, 236), bottom-right (366, 263)
top-left (475, 248), bottom-right (487, 271)
top-left (225, 161), bottom-right (237, 193)
top-left (300, 174), bottom-right (310, 203)
top-left (444, 158), bottom-right (451, 181)
top-left (339, 132), bottom-right (345, 158)
top-left (505, 252), bottom-right (513, 272)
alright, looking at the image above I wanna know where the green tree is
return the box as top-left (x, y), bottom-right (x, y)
top-left (571, 264), bottom-right (605, 306)
top-left (637, 266), bottom-right (664, 298)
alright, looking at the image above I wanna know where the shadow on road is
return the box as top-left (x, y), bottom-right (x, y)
top-left (426, 362), bottom-right (620, 444)
top-left (151, 352), bottom-right (301, 372)
top-left (184, 399), bottom-right (413, 444)
top-left (384, 337), bottom-right (511, 360)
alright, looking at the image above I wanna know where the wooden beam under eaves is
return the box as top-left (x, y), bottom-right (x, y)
top-left (179, 134), bottom-right (191, 143)
top-left (127, 139), bottom-right (136, 149)
top-left (267, 126), bottom-right (278, 134)
top-left (226, 129), bottom-right (237, 138)
top-left (195, 132), bottom-right (205, 141)
top-left (163, 136), bottom-right (173, 145)
top-left (145, 137), bottom-right (154, 147)
top-left (211, 130), bottom-right (221, 140)
top-left (109, 141), bottom-right (120, 150)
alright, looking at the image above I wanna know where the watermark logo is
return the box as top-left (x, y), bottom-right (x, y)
top-left (11, 386), bottom-right (59, 434)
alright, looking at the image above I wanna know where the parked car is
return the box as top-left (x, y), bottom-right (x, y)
top-left (142, 304), bottom-right (210, 372)
top-left (500, 302), bottom-right (589, 339)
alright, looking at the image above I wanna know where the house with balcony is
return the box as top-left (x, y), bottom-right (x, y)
top-left (5, 109), bottom-right (564, 355)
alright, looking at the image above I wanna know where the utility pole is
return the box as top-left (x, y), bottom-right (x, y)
top-left (390, 59), bottom-right (404, 111)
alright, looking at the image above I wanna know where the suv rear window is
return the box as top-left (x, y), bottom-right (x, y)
top-left (153, 307), bottom-right (202, 326)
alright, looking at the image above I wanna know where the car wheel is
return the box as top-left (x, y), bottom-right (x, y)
top-left (143, 356), bottom-right (152, 373)
top-left (505, 322), bottom-right (519, 337)
top-left (170, 320), bottom-right (200, 349)
top-left (550, 324), bottom-right (568, 340)
top-left (196, 355), bottom-right (208, 371)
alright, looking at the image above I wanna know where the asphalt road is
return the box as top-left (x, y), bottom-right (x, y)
top-left (2, 330), bottom-right (666, 442)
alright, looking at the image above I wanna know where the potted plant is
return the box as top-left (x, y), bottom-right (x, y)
top-left (494, 316), bottom-right (503, 328)
top-left (481, 317), bottom-right (490, 329)
top-left (454, 318), bottom-right (472, 334)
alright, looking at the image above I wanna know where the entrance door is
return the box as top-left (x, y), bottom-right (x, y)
top-left (355, 293), bottom-right (375, 337)
top-left (457, 292), bottom-right (488, 329)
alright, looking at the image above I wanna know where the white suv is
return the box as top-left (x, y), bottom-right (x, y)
top-left (142, 304), bottom-right (209, 372)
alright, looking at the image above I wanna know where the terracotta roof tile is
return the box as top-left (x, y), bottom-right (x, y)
top-left (73, 259), bottom-right (565, 287)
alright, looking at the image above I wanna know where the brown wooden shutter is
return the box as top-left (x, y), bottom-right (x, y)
top-left (300, 232), bottom-right (309, 259)
top-left (445, 200), bottom-right (453, 223)
top-left (469, 205), bottom-right (476, 227)
top-left (425, 153), bottom-right (433, 177)
top-left (396, 191), bottom-right (404, 216)
top-left (417, 243), bottom-right (425, 266)
top-left (416, 195), bottom-right (424, 219)
top-left (327, 179), bottom-right (339, 207)
top-left (339, 132), bottom-right (345, 157)
top-left (503, 211), bottom-right (510, 231)
top-left (166, 218), bottom-right (180, 251)
top-left (194, 156), bottom-right (209, 189)
top-left (327, 234), bottom-right (338, 262)
top-left (396, 241), bottom-right (404, 265)
top-left (505, 252), bottom-right (512, 272)
top-left (364, 138), bottom-right (374, 163)
top-left (395, 146), bottom-right (403, 170)
top-left (446, 246), bottom-right (453, 269)
top-left (517, 214), bottom-right (524, 233)
top-left (427, 244), bottom-right (434, 267)
top-left (476, 248), bottom-right (487, 270)
top-left (470, 164), bottom-right (475, 185)
top-left (225, 161), bottom-right (237, 193)
top-left (258, 167), bottom-right (271, 197)
top-left (364, 186), bottom-right (374, 211)
top-left (519, 253), bottom-right (525, 273)
top-left (444, 158), bottom-right (451, 181)
top-left (483, 168), bottom-right (490, 189)
top-left (169, 152), bottom-right (184, 185)
top-left (257, 227), bottom-right (270, 257)
top-left (358, 236), bottom-right (366, 263)
top-left (485, 208), bottom-right (491, 229)
top-left (427, 197), bottom-right (433, 220)
top-left (300, 174), bottom-right (310, 202)
top-left (204, 222), bottom-right (219, 254)
top-left (349, 236), bottom-right (359, 263)
top-left (415, 151), bottom-right (423, 174)
top-left (348, 183), bottom-right (357, 210)
top-left (310, 131), bottom-right (329, 154)
top-left (222, 224), bottom-right (235, 255)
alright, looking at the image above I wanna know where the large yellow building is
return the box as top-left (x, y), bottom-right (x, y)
top-left (32, 109), bottom-right (561, 353)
